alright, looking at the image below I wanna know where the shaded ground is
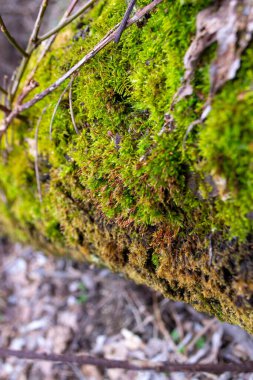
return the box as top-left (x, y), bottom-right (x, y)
top-left (1, 240), bottom-right (253, 380)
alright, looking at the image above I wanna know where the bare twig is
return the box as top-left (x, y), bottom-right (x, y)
top-left (34, 108), bottom-right (47, 203)
top-left (0, 102), bottom-right (27, 123)
top-left (11, 0), bottom-right (49, 99)
top-left (1, 0), bottom-right (163, 135)
top-left (69, 76), bottom-right (79, 134)
top-left (38, 0), bottom-right (97, 43)
top-left (0, 15), bottom-right (28, 57)
top-left (27, 0), bottom-right (80, 82)
top-left (68, 363), bottom-right (86, 380)
top-left (7, 72), bottom-right (16, 104)
top-left (0, 76), bottom-right (8, 112)
top-left (182, 120), bottom-right (202, 149)
top-left (29, 0), bottom-right (49, 44)
top-left (1, 347), bottom-right (253, 374)
top-left (65, 0), bottom-right (80, 16)
top-left (17, 80), bottom-right (39, 105)
top-left (49, 82), bottom-right (71, 139)
top-left (0, 104), bottom-right (11, 115)
top-left (152, 293), bottom-right (186, 359)
top-left (11, 61), bottom-right (30, 102)
top-left (185, 319), bottom-right (217, 354)
top-left (3, 75), bottom-right (10, 109)
top-left (114, 0), bottom-right (137, 43)
top-left (0, 85), bottom-right (7, 96)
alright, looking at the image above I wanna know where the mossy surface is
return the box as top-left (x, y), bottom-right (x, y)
top-left (1, 0), bottom-right (253, 332)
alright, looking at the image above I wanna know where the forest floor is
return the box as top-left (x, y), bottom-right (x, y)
top-left (1, 240), bottom-right (253, 380)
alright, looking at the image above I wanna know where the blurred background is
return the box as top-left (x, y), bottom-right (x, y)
top-left (0, 0), bottom-right (68, 79)
top-left (1, 1), bottom-right (253, 379)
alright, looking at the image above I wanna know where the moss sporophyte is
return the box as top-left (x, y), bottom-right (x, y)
top-left (1, 0), bottom-right (253, 333)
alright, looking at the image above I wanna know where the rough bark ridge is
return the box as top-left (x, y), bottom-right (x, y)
top-left (1, 0), bottom-right (253, 332)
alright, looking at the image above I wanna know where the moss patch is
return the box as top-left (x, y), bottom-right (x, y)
top-left (1, 0), bottom-right (253, 332)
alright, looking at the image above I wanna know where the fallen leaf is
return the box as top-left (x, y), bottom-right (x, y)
top-left (175, 0), bottom-right (253, 102)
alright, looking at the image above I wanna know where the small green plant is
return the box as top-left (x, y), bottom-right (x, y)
top-left (76, 282), bottom-right (88, 304)
top-left (195, 336), bottom-right (206, 350)
top-left (171, 328), bottom-right (180, 344)
top-left (151, 253), bottom-right (159, 269)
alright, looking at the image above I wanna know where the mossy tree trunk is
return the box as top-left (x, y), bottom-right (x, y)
top-left (1, 0), bottom-right (253, 333)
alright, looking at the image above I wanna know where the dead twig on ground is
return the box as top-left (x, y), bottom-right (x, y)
top-left (1, 347), bottom-right (253, 374)
top-left (153, 293), bottom-right (186, 359)
top-left (185, 319), bottom-right (217, 354)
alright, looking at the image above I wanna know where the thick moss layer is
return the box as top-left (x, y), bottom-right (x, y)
top-left (1, 0), bottom-right (253, 332)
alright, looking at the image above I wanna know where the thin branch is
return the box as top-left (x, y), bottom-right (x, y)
top-left (114, 0), bottom-right (137, 43)
top-left (0, 95), bottom-right (27, 123)
top-left (69, 76), bottom-right (79, 134)
top-left (0, 347), bottom-right (253, 374)
top-left (65, 0), bottom-right (80, 16)
top-left (38, 0), bottom-right (97, 43)
top-left (8, 71), bottom-right (16, 104)
top-left (27, 0), bottom-right (80, 82)
top-left (3, 75), bottom-right (11, 110)
top-left (68, 363), bottom-right (86, 380)
top-left (185, 318), bottom-right (216, 353)
top-left (1, 0), bottom-right (163, 136)
top-left (0, 104), bottom-right (11, 114)
top-left (152, 293), bottom-right (185, 357)
top-left (17, 79), bottom-right (39, 105)
top-left (49, 82), bottom-right (71, 139)
top-left (0, 101), bottom-right (27, 123)
top-left (11, 58), bottom-right (27, 101)
top-left (0, 15), bottom-right (28, 57)
top-left (34, 108), bottom-right (47, 203)
top-left (29, 0), bottom-right (49, 44)
top-left (0, 85), bottom-right (7, 96)
top-left (11, 0), bottom-right (49, 99)
top-left (0, 106), bottom-right (27, 122)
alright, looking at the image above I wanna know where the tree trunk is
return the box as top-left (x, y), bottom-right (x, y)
top-left (1, 0), bottom-right (253, 333)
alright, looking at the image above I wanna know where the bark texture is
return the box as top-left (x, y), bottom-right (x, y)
top-left (1, 0), bottom-right (253, 333)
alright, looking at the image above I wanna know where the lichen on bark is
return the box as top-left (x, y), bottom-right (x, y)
top-left (1, 0), bottom-right (253, 333)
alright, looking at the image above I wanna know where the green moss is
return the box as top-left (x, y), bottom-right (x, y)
top-left (197, 46), bottom-right (253, 239)
top-left (151, 252), bottom-right (159, 269)
top-left (1, 0), bottom-right (253, 333)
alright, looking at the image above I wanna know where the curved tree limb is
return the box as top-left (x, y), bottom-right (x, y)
top-left (0, 15), bottom-right (28, 57)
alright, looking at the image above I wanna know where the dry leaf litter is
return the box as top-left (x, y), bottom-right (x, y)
top-left (0, 240), bottom-right (253, 380)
